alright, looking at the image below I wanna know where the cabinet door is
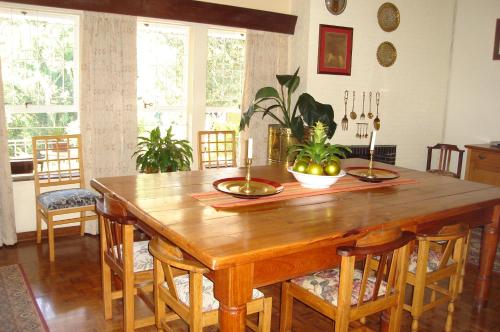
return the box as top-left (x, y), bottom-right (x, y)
top-left (466, 149), bottom-right (500, 186)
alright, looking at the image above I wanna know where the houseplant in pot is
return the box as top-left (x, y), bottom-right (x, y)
top-left (239, 68), bottom-right (337, 163)
top-left (132, 126), bottom-right (193, 173)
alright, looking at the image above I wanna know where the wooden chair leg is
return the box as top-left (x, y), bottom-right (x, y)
top-left (153, 258), bottom-right (165, 331)
top-left (188, 272), bottom-right (203, 331)
top-left (36, 208), bottom-right (42, 244)
top-left (123, 226), bottom-right (135, 332)
top-left (47, 217), bottom-right (55, 262)
top-left (279, 282), bottom-right (293, 332)
top-left (258, 297), bottom-right (272, 332)
top-left (80, 211), bottom-right (86, 236)
top-left (102, 261), bottom-right (113, 320)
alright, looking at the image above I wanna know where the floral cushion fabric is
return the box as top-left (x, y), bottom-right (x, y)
top-left (112, 241), bottom-right (153, 272)
top-left (38, 188), bottom-right (98, 210)
top-left (163, 275), bottom-right (264, 312)
top-left (408, 249), bottom-right (453, 274)
top-left (291, 268), bottom-right (387, 306)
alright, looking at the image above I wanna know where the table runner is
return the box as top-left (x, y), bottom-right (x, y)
top-left (191, 176), bottom-right (417, 208)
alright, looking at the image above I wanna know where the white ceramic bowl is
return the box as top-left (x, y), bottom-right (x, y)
top-left (288, 167), bottom-right (346, 189)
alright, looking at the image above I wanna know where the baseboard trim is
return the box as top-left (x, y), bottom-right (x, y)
top-left (17, 225), bottom-right (82, 243)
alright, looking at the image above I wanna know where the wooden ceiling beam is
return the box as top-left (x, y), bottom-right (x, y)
top-left (1, 0), bottom-right (297, 34)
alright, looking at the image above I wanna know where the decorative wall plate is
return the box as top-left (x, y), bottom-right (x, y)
top-left (377, 2), bottom-right (400, 32)
top-left (325, 0), bottom-right (347, 15)
top-left (377, 41), bottom-right (397, 67)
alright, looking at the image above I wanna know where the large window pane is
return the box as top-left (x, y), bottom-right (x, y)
top-left (205, 29), bottom-right (245, 132)
top-left (0, 7), bottom-right (79, 159)
top-left (137, 21), bottom-right (189, 139)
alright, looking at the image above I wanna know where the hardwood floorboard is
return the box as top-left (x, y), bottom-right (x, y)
top-left (1, 235), bottom-right (499, 331)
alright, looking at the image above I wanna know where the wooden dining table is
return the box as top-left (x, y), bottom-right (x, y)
top-left (90, 159), bottom-right (500, 332)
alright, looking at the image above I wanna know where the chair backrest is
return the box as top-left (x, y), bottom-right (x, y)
top-left (148, 236), bottom-right (208, 304)
top-left (198, 130), bottom-right (236, 170)
top-left (96, 193), bottom-right (137, 269)
top-left (336, 228), bottom-right (415, 309)
top-left (416, 223), bottom-right (468, 271)
top-left (426, 143), bottom-right (465, 178)
top-left (32, 134), bottom-right (85, 195)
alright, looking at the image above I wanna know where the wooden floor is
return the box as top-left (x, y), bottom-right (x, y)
top-left (1, 234), bottom-right (500, 332)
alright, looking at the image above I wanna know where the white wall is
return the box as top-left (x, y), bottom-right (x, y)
top-left (290, 0), bottom-right (457, 170)
top-left (444, 0), bottom-right (500, 170)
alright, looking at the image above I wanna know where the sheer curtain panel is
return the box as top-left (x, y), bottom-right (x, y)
top-left (239, 30), bottom-right (289, 166)
top-left (80, 12), bottom-right (138, 234)
top-left (0, 59), bottom-right (17, 246)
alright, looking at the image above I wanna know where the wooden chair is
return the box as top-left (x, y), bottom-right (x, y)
top-left (426, 143), bottom-right (465, 178)
top-left (32, 134), bottom-right (97, 262)
top-left (96, 193), bottom-right (155, 331)
top-left (148, 235), bottom-right (272, 332)
top-left (404, 224), bottom-right (468, 332)
top-left (198, 130), bottom-right (237, 170)
top-left (280, 228), bottom-right (415, 332)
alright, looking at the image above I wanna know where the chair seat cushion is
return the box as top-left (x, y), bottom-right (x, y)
top-left (132, 241), bottom-right (154, 272)
top-left (291, 268), bottom-right (387, 306)
top-left (38, 188), bottom-right (98, 210)
top-left (408, 249), bottom-right (454, 273)
top-left (163, 275), bottom-right (264, 312)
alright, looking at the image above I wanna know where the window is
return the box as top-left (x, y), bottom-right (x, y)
top-left (0, 7), bottom-right (79, 158)
top-left (137, 21), bottom-right (189, 139)
top-left (205, 29), bottom-right (245, 132)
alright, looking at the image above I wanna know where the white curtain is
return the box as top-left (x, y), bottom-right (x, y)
top-left (0, 59), bottom-right (17, 246)
top-left (240, 30), bottom-right (289, 166)
top-left (80, 12), bottom-right (138, 233)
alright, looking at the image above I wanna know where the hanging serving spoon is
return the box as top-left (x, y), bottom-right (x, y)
top-left (360, 92), bottom-right (366, 121)
top-left (350, 91), bottom-right (357, 120)
top-left (341, 90), bottom-right (349, 130)
top-left (374, 92), bottom-right (381, 130)
top-left (367, 91), bottom-right (374, 119)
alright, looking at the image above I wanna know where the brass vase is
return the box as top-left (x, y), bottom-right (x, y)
top-left (267, 124), bottom-right (310, 165)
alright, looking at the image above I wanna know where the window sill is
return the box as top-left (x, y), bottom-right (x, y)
top-left (12, 173), bottom-right (34, 182)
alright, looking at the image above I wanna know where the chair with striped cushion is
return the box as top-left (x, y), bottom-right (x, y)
top-left (148, 235), bottom-right (272, 331)
top-left (280, 228), bottom-right (414, 332)
top-left (96, 193), bottom-right (155, 332)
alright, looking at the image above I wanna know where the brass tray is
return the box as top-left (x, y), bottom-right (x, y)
top-left (377, 41), bottom-right (397, 67)
top-left (345, 167), bottom-right (400, 183)
top-left (378, 2), bottom-right (400, 32)
top-left (213, 177), bottom-right (284, 199)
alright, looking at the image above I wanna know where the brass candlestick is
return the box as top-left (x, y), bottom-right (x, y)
top-left (366, 150), bottom-right (376, 179)
top-left (239, 158), bottom-right (254, 194)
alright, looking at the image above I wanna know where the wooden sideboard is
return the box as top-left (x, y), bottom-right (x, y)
top-left (465, 144), bottom-right (500, 186)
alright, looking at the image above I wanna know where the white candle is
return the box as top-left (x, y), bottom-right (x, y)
top-left (247, 138), bottom-right (253, 159)
top-left (369, 130), bottom-right (377, 151)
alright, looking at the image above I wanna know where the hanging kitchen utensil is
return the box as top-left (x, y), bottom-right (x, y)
top-left (350, 90), bottom-right (357, 120)
top-left (341, 90), bottom-right (349, 130)
top-left (374, 92), bottom-right (381, 130)
top-left (368, 91), bottom-right (374, 119)
top-left (360, 92), bottom-right (366, 120)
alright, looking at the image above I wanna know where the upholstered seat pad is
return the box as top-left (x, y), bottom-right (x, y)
top-left (112, 241), bottom-right (153, 273)
top-left (291, 268), bottom-right (387, 306)
top-left (38, 188), bottom-right (98, 210)
top-left (163, 275), bottom-right (264, 312)
top-left (408, 249), bottom-right (454, 273)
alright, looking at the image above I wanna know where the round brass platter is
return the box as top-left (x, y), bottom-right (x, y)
top-left (213, 177), bottom-right (284, 199)
top-left (378, 2), bottom-right (400, 32)
top-left (377, 41), bottom-right (397, 67)
top-left (325, 0), bottom-right (347, 15)
top-left (346, 167), bottom-right (400, 183)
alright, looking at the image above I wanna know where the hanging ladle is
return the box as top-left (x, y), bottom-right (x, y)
top-left (374, 92), bottom-right (381, 130)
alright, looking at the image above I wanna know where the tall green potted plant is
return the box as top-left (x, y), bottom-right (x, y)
top-left (239, 68), bottom-right (337, 163)
top-left (132, 126), bottom-right (193, 173)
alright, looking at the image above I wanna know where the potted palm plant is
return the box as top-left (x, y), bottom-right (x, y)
top-left (239, 68), bottom-right (337, 163)
top-left (133, 126), bottom-right (193, 173)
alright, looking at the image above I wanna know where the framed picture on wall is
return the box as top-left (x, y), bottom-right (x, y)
top-left (494, 19), bottom-right (500, 60)
top-left (317, 24), bottom-right (353, 75)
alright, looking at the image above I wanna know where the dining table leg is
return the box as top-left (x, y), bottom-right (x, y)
top-left (214, 264), bottom-right (254, 332)
top-left (474, 205), bottom-right (500, 311)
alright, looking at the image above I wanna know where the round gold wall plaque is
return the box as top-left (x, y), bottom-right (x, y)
top-left (325, 0), bottom-right (347, 15)
top-left (377, 41), bottom-right (397, 67)
top-left (377, 2), bottom-right (400, 32)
